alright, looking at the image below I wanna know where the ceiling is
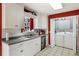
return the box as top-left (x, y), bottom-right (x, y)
top-left (24, 3), bottom-right (79, 15)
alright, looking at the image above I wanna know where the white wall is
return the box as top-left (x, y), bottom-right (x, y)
top-left (2, 4), bottom-right (6, 29)
top-left (34, 13), bottom-right (48, 29)
top-left (40, 13), bottom-right (48, 29)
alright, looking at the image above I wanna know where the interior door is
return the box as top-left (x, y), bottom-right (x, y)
top-left (55, 18), bottom-right (65, 48)
top-left (63, 17), bottom-right (73, 49)
top-left (50, 16), bottom-right (76, 51)
top-left (55, 17), bottom-right (74, 49)
top-left (64, 16), bottom-right (76, 51)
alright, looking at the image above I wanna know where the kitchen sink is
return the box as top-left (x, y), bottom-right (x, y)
top-left (23, 34), bottom-right (38, 38)
top-left (23, 32), bottom-right (38, 38)
top-left (9, 32), bottom-right (39, 45)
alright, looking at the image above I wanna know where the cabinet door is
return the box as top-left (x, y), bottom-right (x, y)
top-left (10, 40), bottom-right (35, 56)
top-left (33, 37), bottom-right (41, 54)
top-left (23, 40), bottom-right (35, 56)
top-left (23, 37), bottom-right (41, 56)
top-left (10, 47), bottom-right (25, 56)
top-left (9, 42), bottom-right (25, 56)
top-left (5, 4), bottom-right (24, 29)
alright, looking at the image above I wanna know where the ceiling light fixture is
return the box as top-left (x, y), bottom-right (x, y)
top-left (49, 3), bottom-right (63, 10)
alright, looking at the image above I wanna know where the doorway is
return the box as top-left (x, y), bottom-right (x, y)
top-left (50, 16), bottom-right (77, 52)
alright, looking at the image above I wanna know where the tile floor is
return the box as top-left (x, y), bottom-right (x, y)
top-left (35, 46), bottom-right (76, 56)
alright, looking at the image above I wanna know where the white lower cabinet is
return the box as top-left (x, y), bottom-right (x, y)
top-left (9, 37), bottom-right (41, 56)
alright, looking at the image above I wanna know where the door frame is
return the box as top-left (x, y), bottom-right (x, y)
top-left (48, 9), bottom-right (79, 45)
top-left (0, 3), bottom-right (2, 56)
top-left (50, 16), bottom-right (77, 51)
top-left (48, 9), bottom-right (79, 51)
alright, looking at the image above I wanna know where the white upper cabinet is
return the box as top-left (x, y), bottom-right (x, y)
top-left (2, 3), bottom-right (24, 29)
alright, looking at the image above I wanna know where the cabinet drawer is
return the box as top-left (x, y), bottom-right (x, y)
top-left (10, 42), bottom-right (24, 50)
top-left (10, 46), bottom-right (24, 56)
top-left (9, 42), bottom-right (27, 56)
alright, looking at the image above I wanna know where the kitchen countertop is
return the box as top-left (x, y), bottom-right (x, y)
top-left (4, 34), bottom-right (48, 45)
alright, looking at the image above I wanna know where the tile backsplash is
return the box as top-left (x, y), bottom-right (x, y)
top-left (2, 28), bottom-right (21, 38)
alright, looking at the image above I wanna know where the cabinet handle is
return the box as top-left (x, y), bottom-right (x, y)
top-left (20, 50), bottom-right (23, 52)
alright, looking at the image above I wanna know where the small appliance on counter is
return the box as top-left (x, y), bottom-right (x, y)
top-left (34, 29), bottom-right (46, 35)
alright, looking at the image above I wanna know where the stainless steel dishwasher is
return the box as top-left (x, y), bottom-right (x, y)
top-left (41, 35), bottom-right (46, 50)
